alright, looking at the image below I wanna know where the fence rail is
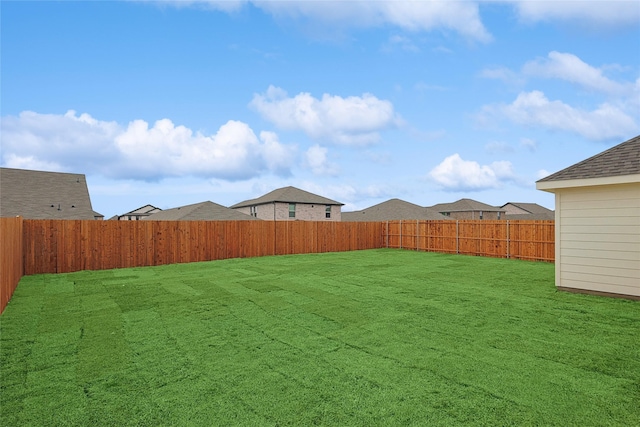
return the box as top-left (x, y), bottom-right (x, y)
top-left (1, 218), bottom-right (554, 314)
top-left (384, 220), bottom-right (554, 262)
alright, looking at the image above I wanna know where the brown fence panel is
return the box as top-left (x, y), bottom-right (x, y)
top-left (71, 219), bottom-right (380, 271)
top-left (508, 220), bottom-right (555, 262)
top-left (18, 219), bottom-right (552, 280)
top-left (1, 217), bottom-right (24, 313)
top-left (387, 220), bottom-right (554, 262)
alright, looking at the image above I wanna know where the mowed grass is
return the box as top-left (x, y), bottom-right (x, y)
top-left (1, 249), bottom-right (639, 426)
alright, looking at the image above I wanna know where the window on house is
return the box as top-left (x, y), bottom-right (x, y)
top-left (443, 212), bottom-right (450, 217)
top-left (479, 211), bottom-right (483, 220)
top-left (325, 205), bottom-right (331, 219)
top-left (250, 206), bottom-right (257, 217)
top-left (289, 203), bottom-right (296, 218)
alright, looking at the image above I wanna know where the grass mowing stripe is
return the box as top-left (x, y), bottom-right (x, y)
top-left (1, 249), bottom-right (638, 426)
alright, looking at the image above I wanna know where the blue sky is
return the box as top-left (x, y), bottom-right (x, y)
top-left (2, 1), bottom-right (639, 218)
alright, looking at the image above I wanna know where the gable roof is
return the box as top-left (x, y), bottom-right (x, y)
top-left (230, 186), bottom-right (343, 209)
top-left (144, 201), bottom-right (259, 221)
top-left (537, 135), bottom-right (640, 182)
top-left (123, 204), bottom-right (162, 215)
top-left (430, 198), bottom-right (504, 213)
top-left (342, 198), bottom-right (446, 222)
top-left (501, 202), bottom-right (555, 220)
top-left (501, 202), bottom-right (554, 216)
top-left (0, 167), bottom-right (103, 220)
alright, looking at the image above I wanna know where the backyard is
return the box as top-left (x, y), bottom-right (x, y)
top-left (1, 249), bottom-right (638, 426)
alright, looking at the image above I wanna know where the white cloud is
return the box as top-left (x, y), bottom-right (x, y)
top-left (480, 90), bottom-right (638, 141)
top-left (144, 1), bottom-right (639, 39)
top-left (304, 144), bottom-right (339, 176)
top-left (2, 153), bottom-right (62, 172)
top-left (252, 1), bottom-right (492, 42)
top-left (258, 131), bottom-right (296, 177)
top-left (250, 85), bottom-right (402, 146)
top-left (1, 110), bottom-right (296, 181)
top-left (1, 110), bottom-right (121, 171)
top-left (428, 153), bottom-right (516, 191)
top-left (507, 0), bottom-right (640, 27)
top-left (523, 51), bottom-right (626, 95)
top-left (536, 169), bottom-right (552, 180)
top-left (520, 138), bottom-right (538, 152)
top-left (146, 1), bottom-right (491, 42)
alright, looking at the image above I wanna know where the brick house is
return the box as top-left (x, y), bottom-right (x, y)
top-left (429, 198), bottom-right (505, 220)
top-left (230, 186), bottom-right (343, 221)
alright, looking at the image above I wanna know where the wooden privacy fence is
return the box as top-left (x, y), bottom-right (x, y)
top-left (384, 220), bottom-right (554, 262)
top-left (22, 219), bottom-right (383, 275)
top-left (1, 218), bottom-right (554, 314)
top-left (0, 217), bottom-right (23, 313)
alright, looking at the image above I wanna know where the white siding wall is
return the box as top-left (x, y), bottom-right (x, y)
top-left (556, 183), bottom-right (640, 297)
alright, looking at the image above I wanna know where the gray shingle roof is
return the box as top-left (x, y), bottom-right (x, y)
top-left (0, 167), bottom-right (103, 219)
top-left (144, 201), bottom-right (259, 221)
top-left (429, 198), bottom-right (504, 213)
top-left (501, 202), bottom-right (548, 214)
top-left (230, 186), bottom-right (343, 209)
top-left (501, 202), bottom-right (555, 220)
top-left (342, 198), bottom-right (446, 222)
top-left (537, 135), bottom-right (640, 182)
top-left (501, 202), bottom-right (554, 216)
top-left (125, 204), bottom-right (162, 215)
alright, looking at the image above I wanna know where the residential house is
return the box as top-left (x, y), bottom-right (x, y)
top-left (144, 201), bottom-right (259, 221)
top-left (115, 204), bottom-right (162, 221)
top-left (231, 186), bottom-right (343, 221)
top-left (500, 202), bottom-right (555, 220)
top-left (429, 198), bottom-right (505, 220)
top-left (342, 198), bottom-right (446, 222)
top-left (536, 135), bottom-right (640, 299)
top-left (0, 167), bottom-right (103, 220)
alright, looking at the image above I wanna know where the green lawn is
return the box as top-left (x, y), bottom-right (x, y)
top-left (1, 249), bottom-right (639, 426)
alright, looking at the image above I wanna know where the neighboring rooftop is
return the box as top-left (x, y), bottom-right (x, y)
top-left (537, 135), bottom-right (640, 182)
top-left (144, 201), bottom-right (259, 221)
top-left (112, 204), bottom-right (163, 220)
top-left (125, 204), bottom-right (162, 215)
top-left (0, 167), bottom-right (103, 220)
top-left (230, 186), bottom-right (343, 209)
top-left (501, 202), bottom-right (555, 220)
top-left (342, 199), bottom-right (446, 222)
top-left (430, 198), bottom-right (504, 213)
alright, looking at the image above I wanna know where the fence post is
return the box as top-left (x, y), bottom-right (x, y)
top-left (399, 220), bottom-right (403, 249)
top-left (456, 220), bottom-right (459, 254)
top-left (386, 221), bottom-right (389, 248)
top-left (416, 220), bottom-right (419, 251)
top-left (506, 220), bottom-right (510, 259)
